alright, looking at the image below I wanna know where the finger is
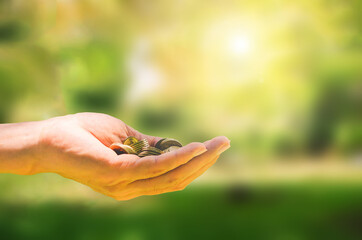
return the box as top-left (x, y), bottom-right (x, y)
top-left (125, 125), bottom-right (163, 146)
top-left (86, 175), bottom-right (139, 201)
top-left (101, 142), bottom-right (209, 196)
top-left (101, 157), bottom-right (218, 200)
top-left (105, 136), bottom-right (229, 197)
top-left (177, 155), bottom-right (219, 189)
top-left (131, 155), bottom-right (220, 197)
top-left (129, 136), bottom-right (230, 193)
top-left (124, 142), bottom-right (207, 180)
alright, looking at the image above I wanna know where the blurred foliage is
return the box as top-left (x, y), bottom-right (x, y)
top-left (59, 40), bottom-right (128, 114)
top-left (0, 0), bottom-right (361, 158)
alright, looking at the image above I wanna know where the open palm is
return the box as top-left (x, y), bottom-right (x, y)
top-left (39, 112), bottom-right (230, 200)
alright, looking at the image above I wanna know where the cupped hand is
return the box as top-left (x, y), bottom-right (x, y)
top-left (38, 113), bottom-right (230, 200)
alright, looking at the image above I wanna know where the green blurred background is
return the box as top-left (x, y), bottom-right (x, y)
top-left (0, 0), bottom-right (361, 239)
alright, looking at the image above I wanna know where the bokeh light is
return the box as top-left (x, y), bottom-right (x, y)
top-left (227, 34), bottom-right (253, 56)
top-left (0, 0), bottom-right (361, 239)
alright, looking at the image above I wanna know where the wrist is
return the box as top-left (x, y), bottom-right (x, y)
top-left (0, 120), bottom-right (46, 175)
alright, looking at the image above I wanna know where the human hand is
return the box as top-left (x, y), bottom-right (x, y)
top-left (33, 113), bottom-right (230, 200)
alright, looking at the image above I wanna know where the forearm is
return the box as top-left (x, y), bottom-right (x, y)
top-left (0, 121), bottom-right (44, 175)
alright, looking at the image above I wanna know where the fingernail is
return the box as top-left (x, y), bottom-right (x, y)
top-left (194, 148), bottom-right (207, 156)
top-left (217, 144), bottom-right (230, 155)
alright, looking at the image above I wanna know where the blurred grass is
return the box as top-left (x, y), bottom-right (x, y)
top-left (1, 183), bottom-right (362, 240)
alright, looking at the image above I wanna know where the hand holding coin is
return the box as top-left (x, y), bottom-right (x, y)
top-left (36, 113), bottom-right (230, 200)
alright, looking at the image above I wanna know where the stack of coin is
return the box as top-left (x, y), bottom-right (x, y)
top-left (110, 136), bottom-right (183, 157)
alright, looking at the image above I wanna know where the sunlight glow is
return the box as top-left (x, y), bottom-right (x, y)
top-left (227, 34), bottom-right (253, 56)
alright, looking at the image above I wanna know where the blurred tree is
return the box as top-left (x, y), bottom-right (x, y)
top-left (306, 58), bottom-right (362, 155)
top-left (0, 21), bottom-right (28, 43)
top-left (0, 64), bottom-right (28, 122)
top-left (59, 41), bottom-right (128, 115)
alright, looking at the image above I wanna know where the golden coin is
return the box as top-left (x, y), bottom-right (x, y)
top-left (138, 151), bottom-right (151, 157)
top-left (112, 136), bottom-right (183, 157)
top-left (156, 138), bottom-right (182, 150)
top-left (130, 139), bottom-right (149, 154)
top-left (144, 146), bottom-right (163, 155)
top-left (110, 143), bottom-right (136, 155)
top-left (155, 138), bottom-right (166, 149)
top-left (123, 136), bottom-right (138, 146)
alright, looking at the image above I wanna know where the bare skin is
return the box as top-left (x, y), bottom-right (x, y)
top-left (0, 113), bottom-right (230, 200)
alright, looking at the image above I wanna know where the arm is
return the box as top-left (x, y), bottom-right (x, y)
top-left (0, 113), bottom-right (230, 200)
top-left (0, 121), bottom-right (44, 175)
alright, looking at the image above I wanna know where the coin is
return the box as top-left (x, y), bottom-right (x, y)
top-left (138, 147), bottom-right (163, 157)
top-left (110, 136), bottom-right (183, 157)
top-left (123, 136), bottom-right (138, 146)
top-left (155, 138), bottom-right (166, 149)
top-left (145, 146), bottom-right (163, 154)
top-left (110, 143), bottom-right (136, 155)
top-left (130, 139), bottom-right (149, 154)
top-left (155, 138), bottom-right (182, 150)
top-left (138, 151), bottom-right (152, 157)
